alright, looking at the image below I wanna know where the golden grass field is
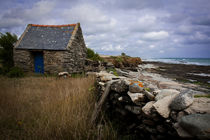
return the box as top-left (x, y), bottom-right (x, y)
top-left (0, 76), bottom-right (117, 140)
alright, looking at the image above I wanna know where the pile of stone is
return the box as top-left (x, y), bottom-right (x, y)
top-left (95, 70), bottom-right (210, 139)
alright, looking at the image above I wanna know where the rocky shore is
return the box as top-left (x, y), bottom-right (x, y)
top-left (91, 62), bottom-right (210, 139)
top-left (144, 61), bottom-right (210, 89)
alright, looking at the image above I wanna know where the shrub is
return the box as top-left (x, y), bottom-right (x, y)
top-left (87, 48), bottom-right (95, 58)
top-left (87, 48), bottom-right (104, 61)
top-left (106, 68), bottom-right (119, 76)
top-left (0, 32), bottom-right (18, 70)
top-left (6, 67), bottom-right (24, 78)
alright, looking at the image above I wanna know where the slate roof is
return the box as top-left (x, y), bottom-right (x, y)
top-left (16, 24), bottom-right (76, 50)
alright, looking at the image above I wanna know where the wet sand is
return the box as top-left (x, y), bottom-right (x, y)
top-left (143, 61), bottom-right (210, 89)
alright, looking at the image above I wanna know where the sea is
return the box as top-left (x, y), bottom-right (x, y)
top-left (143, 58), bottom-right (210, 66)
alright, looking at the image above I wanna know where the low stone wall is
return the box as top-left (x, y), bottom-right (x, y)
top-left (94, 70), bottom-right (210, 139)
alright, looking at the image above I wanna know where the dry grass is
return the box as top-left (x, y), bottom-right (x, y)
top-left (0, 76), bottom-right (117, 140)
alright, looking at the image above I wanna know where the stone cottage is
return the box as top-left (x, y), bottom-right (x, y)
top-left (13, 23), bottom-right (87, 74)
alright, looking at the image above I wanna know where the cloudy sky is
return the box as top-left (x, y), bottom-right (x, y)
top-left (0, 0), bottom-right (210, 58)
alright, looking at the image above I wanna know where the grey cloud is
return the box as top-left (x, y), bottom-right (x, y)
top-left (0, 0), bottom-right (210, 58)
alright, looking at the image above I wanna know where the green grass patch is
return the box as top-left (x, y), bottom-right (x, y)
top-left (144, 88), bottom-right (151, 92)
top-left (106, 68), bottom-right (119, 76)
top-left (194, 94), bottom-right (210, 98)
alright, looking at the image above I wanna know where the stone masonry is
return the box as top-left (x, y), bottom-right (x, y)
top-left (13, 23), bottom-right (87, 74)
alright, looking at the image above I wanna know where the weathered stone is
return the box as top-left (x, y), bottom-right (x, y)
top-left (179, 114), bottom-right (210, 139)
top-left (156, 125), bottom-right (166, 133)
top-left (98, 82), bottom-right (105, 86)
top-left (96, 71), bottom-right (112, 77)
top-left (127, 91), bottom-right (145, 104)
top-left (153, 89), bottom-right (161, 96)
top-left (142, 101), bottom-right (155, 117)
top-left (116, 68), bottom-right (129, 77)
top-left (58, 71), bottom-right (71, 78)
top-left (100, 75), bottom-right (113, 82)
top-left (155, 89), bottom-right (180, 101)
top-left (115, 108), bottom-right (127, 116)
top-left (111, 80), bottom-right (128, 93)
top-left (86, 72), bottom-right (97, 76)
top-left (117, 96), bottom-right (133, 104)
top-left (129, 82), bottom-right (144, 93)
top-left (170, 91), bottom-right (194, 111)
top-left (142, 119), bottom-right (155, 126)
top-left (125, 105), bottom-right (141, 115)
top-left (146, 127), bottom-right (157, 134)
top-left (184, 97), bottom-right (210, 114)
top-left (173, 123), bottom-right (192, 138)
top-left (170, 111), bottom-right (177, 121)
top-left (158, 81), bottom-right (182, 90)
top-left (153, 94), bottom-right (178, 118)
top-left (123, 78), bottom-right (132, 86)
top-left (118, 96), bottom-right (123, 101)
top-left (144, 90), bottom-right (155, 100)
top-left (177, 111), bottom-right (187, 122)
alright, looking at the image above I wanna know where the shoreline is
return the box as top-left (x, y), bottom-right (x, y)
top-left (142, 61), bottom-right (210, 90)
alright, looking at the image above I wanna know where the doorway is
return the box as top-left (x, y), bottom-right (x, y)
top-left (33, 52), bottom-right (44, 74)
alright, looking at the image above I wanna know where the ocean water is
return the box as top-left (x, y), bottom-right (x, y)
top-left (143, 58), bottom-right (210, 66)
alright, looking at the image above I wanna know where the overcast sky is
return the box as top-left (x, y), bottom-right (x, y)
top-left (0, 0), bottom-right (210, 58)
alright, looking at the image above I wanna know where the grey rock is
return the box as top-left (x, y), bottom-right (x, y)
top-left (170, 90), bottom-right (194, 111)
top-left (116, 68), bottom-right (129, 77)
top-left (179, 114), bottom-right (210, 139)
top-left (184, 97), bottom-right (210, 114)
top-left (170, 111), bottom-right (177, 121)
top-left (142, 119), bottom-right (155, 126)
top-left (144, 90), bottom-right (155, 100)
top-left (173, 123), bottom-right (192, 138)
top-left (156, 125), bottom-right (166, 133)
top-left (142, 101), bottom-right (155, 117)
top-left (127, 91), bottom-right (145, 104)
top-left (177, 111), bottom-right (187, 122)
top-left (125, 105), bottom-right (141, 115)
top-left (158, 81), bottom-right (182, 90)
top-left (153, 94), bottom-right (178, 118)
top-left (129, 82), bottom-right (144, 93)
top-left (111, 79), bottom-right (128, 93)
top-left (155, 89), bottom-right (180, 101)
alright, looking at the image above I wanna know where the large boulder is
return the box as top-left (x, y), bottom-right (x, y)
top-left (173, 123), bottom-right (192, 138)
top-left (142, 101), bottom-right (155, 117)
top-left (111, 80), bottom-right (128, 93)
top-left (153, 94), bottom-right (178, 118)
top-left (184, 97), bottom-right (210, 114)
top-left (179, 114), bottom-right (210, 139)
top-left (170, 90), bottom-right (194, 111)
top-left (155, 89), bottom-right (180, 101)
top-left (127, 91), bottom-right (145, 104)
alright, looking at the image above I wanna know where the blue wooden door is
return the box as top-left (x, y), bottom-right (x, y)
top-left (34, 52), bottom-right (44, 73)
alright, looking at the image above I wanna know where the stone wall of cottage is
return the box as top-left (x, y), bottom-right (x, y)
top-left (66, 25), bottom-right (87, 73)
top-left (13, 49), bottom-right (34, 72)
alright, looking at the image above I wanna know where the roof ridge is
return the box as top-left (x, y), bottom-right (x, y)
top-left (30, 24), bottom-right (76, 27)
